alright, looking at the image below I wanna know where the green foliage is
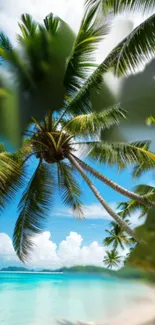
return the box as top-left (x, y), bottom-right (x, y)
top-left (104, 0), bottom-right (155, 13)
top-left (57, 162), bottom-right (84, 218)
top-left (87, 140), bottom-right (155, 169)
top-left (64, 1), bottom-right (108, 95)
top-left (126, 208), bottom-right (155, 271)
top-left (103, 222), bottom-right (134, 250)
top-left (116, 184), bottom-right (155, 271)
top-left (0, 144), bottom-right (25, 211)
top-left (103, 249), bottom-right (122, 269)
top-left (13, 162), bottom-right (56, 262)
top-left (64, 105), bottom-right (126, 136)
top-left (1, 0), bottom-right (155, 145)
top-left (0, 32), bottom-right (12, 54)
top-left (117, 184), bottom-right (155, 221)
top-left (18, 14), bottom-right (38, 41)
top-left (87, 0), bottom-right (155, 14)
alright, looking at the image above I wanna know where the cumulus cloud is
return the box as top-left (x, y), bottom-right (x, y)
top-left (0, 231), bottom-right (109, 270)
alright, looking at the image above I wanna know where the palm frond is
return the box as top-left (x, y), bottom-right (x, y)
top-left (118, 200), bottom-right (147, 219)
top-left (87, 140), bottom-right (155, 169)
top-left (103, 235), bottom-right (115, 246)
top-left (0, 144), bottom-right (25, 210)
top-left (57, 162), bottom-right (84, 218)
top-left (103, 0), bottom-right (155, 14)
top-left (0, 32), bottom-right (13, 53)
top-left (13, 162), bottom-right (55, 262)
top-left (64, 0), bottom-right (109, 96)
top-left (111, 13), bottom-right (155, 76)
top-left (132, 161), bottom-right (155, 178)
top-left (43, 13), bottom-right (60, 34)
top-left (134, 184), bottom-right (155, 196)
top-left (64, 105), bottom-right (126, 136)
top-left (66, 13), bottom-right (155, 114)
top-left (103, 249), bottom-right (121, 268)
top-left (117, 183), bottom-right (155, 220)
top-left (18, 14), bottom-right (38, 41)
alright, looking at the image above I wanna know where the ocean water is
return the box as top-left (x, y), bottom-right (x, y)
top-left (0, 272), bottom-right (150, 325)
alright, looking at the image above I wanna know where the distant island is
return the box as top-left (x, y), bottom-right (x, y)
top-left (0, 265), bottom-right (152, 281)
top-left (0, 265), bottom-right (113, 273)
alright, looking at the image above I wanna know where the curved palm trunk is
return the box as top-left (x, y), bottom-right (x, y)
top-left (72, 155), bottom-right (155, 208)
top-left (68, 153), bottom-right (138, 241)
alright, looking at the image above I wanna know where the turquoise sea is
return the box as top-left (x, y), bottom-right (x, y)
top-left (0, 272), bottom-right (150, 325)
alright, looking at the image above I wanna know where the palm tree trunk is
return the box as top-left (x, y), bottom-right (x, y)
top-left (72, 155), bottom-right (155, 208)
top-left (68, 153), bottom-right (138, 241)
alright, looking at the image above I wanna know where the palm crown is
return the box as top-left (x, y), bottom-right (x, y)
top-left (1, 0), bottom-right (155, 262)
top-left (103, 249), bottom-right (121, 269)
top-left (103, 221), bottom-right (134, 250)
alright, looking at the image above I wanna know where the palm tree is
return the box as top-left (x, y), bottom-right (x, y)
top-left (1, 1), bottom-right (155, 262)
top-left (1, 108), bottom-right (155, 262)
top-left (103, 221), bottom-right (134, 250)
top-left (117, 184), bottom-right (155, 220)
top-left (103, 249), bottom-right (121, 269)
top-left (1, 0), bottom-right (155, 145)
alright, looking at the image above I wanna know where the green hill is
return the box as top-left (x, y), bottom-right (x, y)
top-left (0, 266), bottom-right (30, 272)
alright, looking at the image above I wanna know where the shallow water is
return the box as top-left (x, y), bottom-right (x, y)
top-left (0, 272), bottom-right (150, 325)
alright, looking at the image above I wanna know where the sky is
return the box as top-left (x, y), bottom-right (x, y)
top-left (0, 0), bottom-right (153, 270)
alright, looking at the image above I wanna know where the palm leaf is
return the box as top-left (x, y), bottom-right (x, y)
top-left (64, 105), bottom-right (126, 136)
top-left (18, 14), bottom-right (38, 41)
top-left (0, 32), bottom-right (13, 54)
top-left (103, 249), bottom-right (121, 268)
top-left (111, 13), bottom-right (155, 75)
top-left (64, 0), bottom-right (109, 95)
top-left (116, 182), bottom-right (155, 219)
top-left (134, 184), bottom-right (155, 196)
top-left (87, 140), bottom-right (155, 169)
top-left (66, 13), bottom-right (155, 114)
top-left (0, 144), bottom-right (25, 210)
top-left (86, 0), bottom-right (155, 14)
top-left (13, 161), bottom-right (55, 262)
top-left (57, 162), bottom-right (84, 218)
top-left (103, 0), bottom-right (155, 14)
top-left (43, 13), bottom-right (60, 34)
top-left (118, 200), bottom-right (147, 219)
top-left (132, 161), bottom-right (155, 178)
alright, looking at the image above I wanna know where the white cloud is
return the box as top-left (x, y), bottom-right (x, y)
top-left (55, 202), bottom-right (117, 219)
top-left (54, 202), bottom-right (146, 227)
top-left (0, 231), bottom-right (108, 270)
top-left (0, 233), bottom-right (19, 265)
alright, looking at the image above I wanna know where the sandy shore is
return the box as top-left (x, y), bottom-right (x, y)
top-left (77, 285), bottom-right (155, 325)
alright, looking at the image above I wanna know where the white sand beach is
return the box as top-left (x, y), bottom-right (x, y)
top-left (77, 285), bottom-right (155, 325)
